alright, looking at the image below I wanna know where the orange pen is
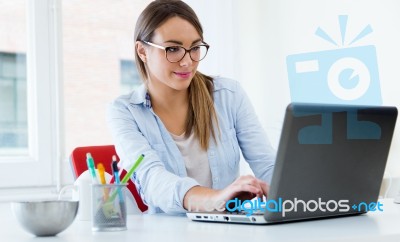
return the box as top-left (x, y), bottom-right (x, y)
top-left (97, 163), bottom-right (109, 200)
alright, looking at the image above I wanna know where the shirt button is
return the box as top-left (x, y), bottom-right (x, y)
top-left (210, 151), bottom-right (215, 156)
top-left (213, 177), bottom-right (219, 183)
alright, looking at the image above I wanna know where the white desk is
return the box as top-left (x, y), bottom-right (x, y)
top-left (2, 199), bottom-right (400, 242)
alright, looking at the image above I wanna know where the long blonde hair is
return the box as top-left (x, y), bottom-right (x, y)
top-left (134, 0), bottom-right (219, 149)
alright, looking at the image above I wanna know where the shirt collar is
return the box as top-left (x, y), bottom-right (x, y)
top-left (129, 84), bottom-right (152, 109)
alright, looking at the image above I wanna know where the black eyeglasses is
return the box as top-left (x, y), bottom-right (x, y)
top-left (142, 40), bottom-right (210, 63)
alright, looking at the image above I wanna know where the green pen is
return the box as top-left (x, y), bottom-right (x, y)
top-left (107, 154), bottom-right (145, 203)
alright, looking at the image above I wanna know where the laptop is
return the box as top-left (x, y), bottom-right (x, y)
top-left (187, 103), bottom-right (398, 224)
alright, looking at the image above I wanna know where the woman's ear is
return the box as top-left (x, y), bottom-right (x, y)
top-left (136, 41), bottom-right (147, 63)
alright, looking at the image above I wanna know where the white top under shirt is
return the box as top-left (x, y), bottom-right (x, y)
top-left (170, 131), bottom-right (212, 188)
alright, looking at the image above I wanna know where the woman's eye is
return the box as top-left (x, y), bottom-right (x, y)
top-left (191, 46), bottom-right (200, 52)
top-left (167, 47), bottom-right (180, 53)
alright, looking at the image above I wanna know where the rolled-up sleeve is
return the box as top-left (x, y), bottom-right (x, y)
top-left (107, 99), bottom-right (199, 214)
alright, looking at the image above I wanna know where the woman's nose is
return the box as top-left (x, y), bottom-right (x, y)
top-left (179, 52), bottom-right (192, 67)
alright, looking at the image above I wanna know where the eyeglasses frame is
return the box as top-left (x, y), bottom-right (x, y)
top-left (142, 40), bottom-right (210, 63)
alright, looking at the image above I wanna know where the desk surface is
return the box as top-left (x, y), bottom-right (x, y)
top-left (2, 199), bottom-right (400, 242)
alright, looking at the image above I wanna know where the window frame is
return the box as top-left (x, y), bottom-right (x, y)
top-left (0, 0), bottom-right (63, 190)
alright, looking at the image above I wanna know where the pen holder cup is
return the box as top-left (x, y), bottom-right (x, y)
top-left (91, 184), bottom-right (127, 231)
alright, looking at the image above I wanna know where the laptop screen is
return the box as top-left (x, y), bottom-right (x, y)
top-left (266, 103), bottom-right (397, 222)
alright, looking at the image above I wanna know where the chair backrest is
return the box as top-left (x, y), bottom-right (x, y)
top-left (70, 145), bottom-right (118, 179)
top-left (69, 145), bottom-right (148, 212)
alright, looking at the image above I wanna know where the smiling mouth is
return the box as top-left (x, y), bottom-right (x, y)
top-left (174, 72), bottom-right (191, 78)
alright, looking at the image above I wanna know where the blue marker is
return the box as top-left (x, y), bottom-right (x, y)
top-left (111, 155), bottom-right (124, 202)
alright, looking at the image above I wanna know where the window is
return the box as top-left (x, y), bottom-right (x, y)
top-left (0, 0), bottom-right (59, 189)
top-left (0, 52), bottom-right (27, 152)
top-left (120, 60), bottom-right (141, 94)
top-left (59, 0), bottom-right (153, 184)
top-left (62, 0), bottom-right (152, 165)
top-left (0, 0), bottom-right (162, 191)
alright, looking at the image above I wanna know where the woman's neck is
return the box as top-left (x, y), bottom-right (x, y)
top-left (147, 80), bottom-right (189, 112)
top-left (147, 80), bottom-right (190, 136)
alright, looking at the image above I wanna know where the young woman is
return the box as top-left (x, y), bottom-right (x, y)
top-left (107, 0), bottom-right (275, 214)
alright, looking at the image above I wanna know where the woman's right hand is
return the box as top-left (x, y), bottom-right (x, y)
top-left (213, 175), bottom-right (269, 210)
top-left (183, 175), bottom-right (269, 212)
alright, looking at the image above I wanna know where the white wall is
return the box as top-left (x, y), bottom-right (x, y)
top-left (186, 0), bottom-right (240, 80)
top-left (187, 0), bottom-right (400, 193)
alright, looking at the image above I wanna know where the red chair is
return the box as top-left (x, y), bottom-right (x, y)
top-left (69, 145), bottom-right (148, 212)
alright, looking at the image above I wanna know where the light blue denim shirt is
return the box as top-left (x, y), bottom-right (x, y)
top-left (107, 77), bottom-right (276, 214)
